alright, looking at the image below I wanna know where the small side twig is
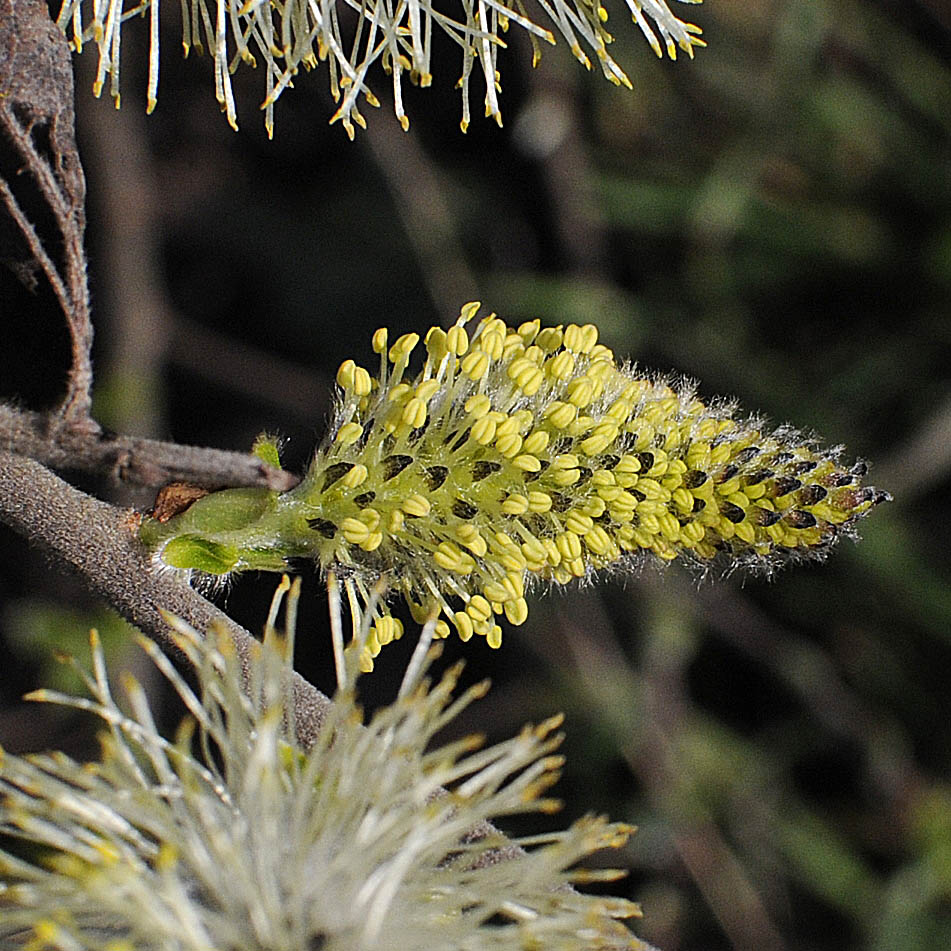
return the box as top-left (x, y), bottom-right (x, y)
top-left (1, 404), bottom-right (299, 491)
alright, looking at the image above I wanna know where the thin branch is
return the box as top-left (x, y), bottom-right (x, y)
top-left (0, 0), bottom-right (94, 428)
top-left (0, 451), bottom-right (330, 746)
top-left (1, 404), bottom-right (299, 491)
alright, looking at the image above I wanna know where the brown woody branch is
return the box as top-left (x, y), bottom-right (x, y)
top-left (0, 451), bottom-right (330, 747)
top-left (0, 404), bottom-right (299, 491)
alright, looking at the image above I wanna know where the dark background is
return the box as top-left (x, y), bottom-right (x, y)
top-left (2, 1), bottom-right (950, 949)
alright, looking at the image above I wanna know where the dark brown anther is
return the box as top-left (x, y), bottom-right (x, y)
top-left (692, 497), bottom-right (707, 513)
top-left (715, 464), bottom-right (739, 483)
top-left (784, 510), bottom-right (818, 529)
top-left (744, 468), bottom-right (775, 487)
top-left (321, 462), bottom-right (354, 491)
top-left (354, 491), bottom-right (377, 508)
top-left (734, 446), bottom-right (761, 465)
top-left (720, 502), bottom-right (747, 524)
top-left (424, 466), bottom-right (449, 490)
top-left (771, 476), bottom-right (802, 497)
top-left (755, 508), bottom-right (783, 527)
top-left (797, 484), bottom-right (828, 506)
top-left (382, 454), bottom-right (414, 481)
top-left (307, 517), bottom-right (337, 538)
top-left (577, 467), bottom-right (593, 484)
top-left (825, 471), bottom-right (855, 488)
top-left (789, 459), bottom-right (818, 476)
top-left (684, 469), bottom-right (709, 489)
top-left (636, 451), bottom-right (654, 472)
top-left (452, 499), bottom-right (478, 520)
top-left (471, 460), bottom-right (502, 482)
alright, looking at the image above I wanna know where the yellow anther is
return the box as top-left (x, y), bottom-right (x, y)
top-left (372, 328), bottom-right (389, 353)
top-left (581, 422), bottom-right (619, 456)
top-left (461, 350), bottom-right (490, 380)
top-left (565, 512), bottom-right (594, 535)
top-left (551, 467), bottom-right (581, 486)
top-left (389, 332), bottom-right (420, 363)
top-left (521, 536), bottom-right (548, 565)
top-left (502, 493), bottom-right (530, 515)
top-left (552, 453), bottom-right (580, 470)
top-left (556, 531), bottom-right (583, 561)
top-left (657, 513), bottom-right (681, 541)
top-left (433, 541), bottom-right (476, 574)
top-left (481, 329), bottom-right (505, 361)
top-left (335, 422), bottom-right (364, 446)
top-left (672, 487), bottom-right (694, 513)
top-left (581, 496), bottom-right (606, 519)
top-left (637, 478), bottom-right (668, 501)
top-left (543, 401), bottom-right (578, 429)
top-left (401, 397), bottom-right (428, 429)
top-left (518, 319), bottom-right (541, 342)
top-left (483, 580), bottom-right (512, 603)
top-left (563, 323), bottom-right (598, 353)
top-left (471, 416), bottom-right (498, 445)
top-left (387, 382), bottom-right (413, 403)
top-left (566, 376), bottom-right (595, 407)
top-left (433, 620), bottom-right (451, 639)
top-left (495, 415), bottom-right (520, 438)
top-left (416, 379), bottom-right (441, 402)
top-left (495, 432), bottom-right (523, 458)
top-left (337, 359), bottom-right (358, 390)
top-left (402, 494), bottom-right (431, 517)
top-left (504, 597), bottom-right (529, 625)
top-left (734, 520), bottom-right (756, 544)
top-left (536, 326), bottom-right (564, 351)
top-left (341, 464), bottom-right (369, 489)
top-left (388, 509), bottom-right (405, 533)
top-left (546, 350), bottom-right (576, 380)
top-left (528, 490), bottom-right (552, 513)
top-left (455, 523), bottom-right (488, 556)
top-left (505, 571), bottom-right (525, 598)
top-left (568, 557), bottom-right (587, 577)
top-left (374, 615), bottom-right (402, 647)
top-left (341, 517), bottom-right (371, 544)
top-left (460, 301), bottom-right (482, 321)
top-left (454, 610), bottom-right (475, 641)
top-left (467, 594), bottom-right (492, 622)
top-left (487, 626), bottom-right (503, 649)
top-left (513, 453), bottom-right (542, 472)
top-left (425, 326), bottom-right (448, 361)
top-left (465, 393), bottom-right (493, 418)
top-left (447, 325), bottom-right (469, 355)
top-left (584, 525), bottom-right (613, 555)
top-left (523, 430), bottom-right (550, 455)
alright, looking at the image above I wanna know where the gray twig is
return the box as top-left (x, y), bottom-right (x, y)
top-left (0, 451), bottom-right (330, 747)
top-left (0, 404), bottom-right (299, 491)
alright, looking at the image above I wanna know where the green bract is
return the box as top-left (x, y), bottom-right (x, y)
top-left (141, 304), bottom-right (889, 669)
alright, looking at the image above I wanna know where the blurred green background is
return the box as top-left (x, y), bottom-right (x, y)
top-left (1, 1), bottom-right (950, 948)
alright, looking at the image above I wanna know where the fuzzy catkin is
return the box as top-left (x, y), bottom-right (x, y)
top-left (141, 305), bottom-right (889, 662)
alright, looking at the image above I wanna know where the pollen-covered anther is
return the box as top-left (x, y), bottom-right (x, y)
top-left (402, 494), bottom-right (431, 517)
